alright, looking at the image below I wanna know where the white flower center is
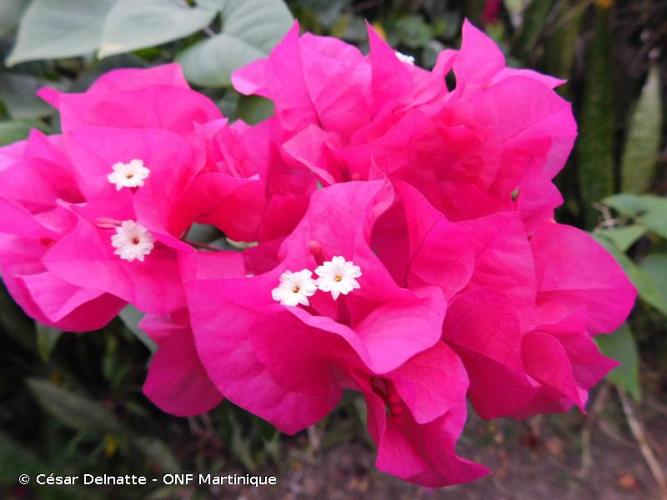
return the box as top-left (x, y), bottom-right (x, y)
top-left (315, 256), bottom-right (362, 300)
top-left (271, 269), bottom-right (317, 307)
top-left (111, 220), bottom-right (154, 262)
top-left (395, 51), bottom-right (415, 65)
top-left (107, 159), bottom-right (150, 191)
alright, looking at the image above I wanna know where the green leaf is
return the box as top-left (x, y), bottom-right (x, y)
top-left (627, 262), bottom-right (667, 316)
top-left (6, 0), bottom-right (116, 66)
top-left (227, 410), bottom-right (257, 472)
top-left (513, 0), bottom-right (554, 60)
top-left (0, 282), bottom-right (36, 352)
top-left (594, 225), bottom-right (646, 252)
top-left (596, 323), bottom-right (641, 400)
top-left (0, 73), bottom-right (53, 119)
top-left (236, 95), bottom-right (274, 125)
top-left (26, 378), bottom-right (125, 435)
top-left (134, 437), bottom-right (181, 472)
top-left (603, 193), bottom-right (657, 216)
top-left (504, 0), bottom-right (528, 28)
top-left (178, 0), bottom-right (293, 86)
top-left (36, 324), bottom-right (63, 362)
top-left (218, 88), bottom-right (240, 116)
top-left (0, 0), bottom-right (28, 37)
top-left (621, 64), bottom-right (663, 193)
top-left (99, 0), bottom-right (222, 58)
top-left (602, 194), bottom-right (667, 239)
top-left (639, 253), bottom-right (667, 312)
top-left (0, 121), bottom-right (31, 144)
top-left (393, 15), bottom-right (432, 49)
top-left (543, 0), bottom-right (583, 96)
top-left (595, 235), bottom-right (667, 316)
top-left (178, 34), bottom-right (264, 87)
top-left (186, 223), bottom-right (221, 244)
top-left (576, 4), bottom-right (614, 228)
top-left (262, 429), bottom-right (281, 464)
top-left (118, 305), bottom-right (156, 352)
top-left (0, 432), bottom-right (46, 481)
top-left (0, 119), bottom-right (47, 146)
top-left (641, 213), bottom-right (667, 240)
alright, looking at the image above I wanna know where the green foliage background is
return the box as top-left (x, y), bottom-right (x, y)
top-left (0, 0), bottom-right (665, 497)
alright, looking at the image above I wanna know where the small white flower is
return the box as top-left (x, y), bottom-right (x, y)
top-left (315, 256), bottom-right (362, 300)
top-left (271, 269), bottom-right (318, 307)
top-left (111, 220), bottom-right (154, 262)
top-left (107, 159), bottom-right (150, 191)
top-left (395, 51), bottom-right (415, 65)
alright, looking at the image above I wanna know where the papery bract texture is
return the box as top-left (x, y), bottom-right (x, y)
top-left (0, 132), bottom-right (125, 331)
top-left (0, 19), bottom-right (637, 491)
top-left (141, 309), bottom-right (224, 417)
top-left (184, 181), bottom-right (488, 485)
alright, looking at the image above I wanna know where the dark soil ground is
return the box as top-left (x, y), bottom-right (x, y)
top-left (201, 385), bottom-right (667, 500)
top-left (6, 384), bottom-right (666, 500)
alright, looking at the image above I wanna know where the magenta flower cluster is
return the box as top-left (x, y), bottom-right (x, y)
top-left (0, 21), bottom-right (636, 487)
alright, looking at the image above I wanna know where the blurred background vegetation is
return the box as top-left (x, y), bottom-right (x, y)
top-left (0, 0), bottom-right (665, 498)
